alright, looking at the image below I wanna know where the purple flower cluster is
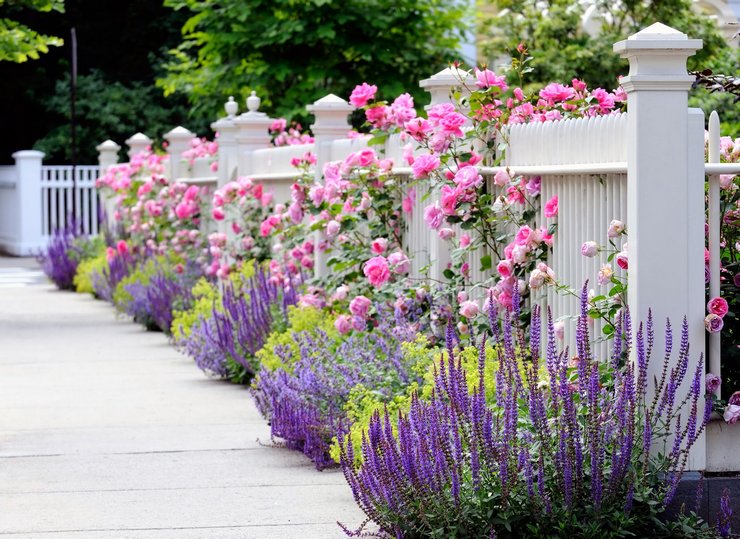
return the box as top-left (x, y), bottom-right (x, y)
top-left (183, 266), bottom-right (298, 381)
top-left (339, 285), bottom-right (711, 538)
top-left (120, 264), bottom-right (199, 334)
top-left (38, 225), bottom-right (81, 290)
top-left (254, 309), bottom-right (419, 470)
top-left (92, 250), bottom-right (134, 302)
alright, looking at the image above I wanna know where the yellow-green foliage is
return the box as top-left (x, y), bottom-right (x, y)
top-left (255, 306), bottom-right (337, 373)
top-left (171, 278), bottom-right (220, 342)
top-left (330, 338), bottom-right (533, 465)
top-left (74, 252), bottom-right (107, 294)
top-left (170, 261), bottom-right (256, 343)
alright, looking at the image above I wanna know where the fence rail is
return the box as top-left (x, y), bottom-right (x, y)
top-left (40, 165), bottom-right (101, 237)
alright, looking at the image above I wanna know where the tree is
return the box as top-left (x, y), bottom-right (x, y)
top-left (158, 0), bottom-right (470, 122)
top-left (479, 0), bottom-right (729, 91)
top-left (0, 0), bottom-right (64, 62)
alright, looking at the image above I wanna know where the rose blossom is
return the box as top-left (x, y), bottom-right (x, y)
top-left (544, 195), bottom-right (558, 218)
top-left (388, 251), bottom-right (410, 274)
top-left (334, 315), bottom-right (352, 335)
top-left (349, 82), bottom-right (377, 107)
top-left (371, 238), bottom-right (389, 255)
top-left (607, 219), bottom-right (625, 238)
top-left (438, 228), bottom-right (456, 240)
top-left (411, 153), bottom-right (440, 179)
top-left (581, 241), bottom-right (599, 257)
top-left (363, 256), bottom-right (391, 287)
top-left (423, 203), bottom-right (444, 230)
top-left (474, 68), bottom-right (508, 91)
top-left (554, 321), bottom-right (565, 341)
top-left (705, 313), bottom-right (724, 333)
top-left (728, 391), bottom-right (740, 406)
top-left (598, 264), bottom-right (613, 285)
top-left (349, 295), bottom-right (371, 318)
top-left (459, 300), bottom-right (479, 318)
top-left (707, 296), bottom-right (729, 318)
top-left (724, 404), bottom-right (740, 424)
top-left (493, 169), bottom-right (511, 187)
top-left (706, 373), bottom-right (721, 394)
top-left (325, 220), bottom-right (340, 237)
top-left (453, 166), bottom-right (483, 190)
top-left (332, 284), bottom-right (350, 301)
top-left (616, 251), bottom-right (629, 270)
top-left (460, 233), bottom-right (471, 248)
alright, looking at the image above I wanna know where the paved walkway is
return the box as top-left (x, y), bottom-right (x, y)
top-left (0, 258), bottom-right (363, 537)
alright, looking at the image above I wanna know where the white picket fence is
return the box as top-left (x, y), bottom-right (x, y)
top-left (88, 22), bottom-right (740, 471)
top-left (40, 166), bottom-right (101, 237)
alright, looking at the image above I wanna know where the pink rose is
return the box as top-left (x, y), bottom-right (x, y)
top-left (554, 321), bottom-right (565, 341)
top-left (616, 251), bottom-right (629, 270)
top-left (326, 220), bottom-right (340, 237)
top-left (460, 233), bottom-right (471, 248)
top-left (539, 83), bottom-right (575, 103)
top-left (459, 300), bottom-right (479, 318)
top-left (493, 169), bottom-right (511, 187)
top-left (598, 264), bottom-right (613, 285)
top-left (581, 241), bottom-right (599, 258)
top-left (453, 166), bottom-right (483, 190)
top-left (705, 313), bottom-right (724, 333)
top-left (440, 185), bottom-right (459, 215)
top-left (729, 391), bottom-right (740, 407)
top-left (607, 219), bottom-right (625, 238)
top-left (371, 238), bottom-right (389, 255)
top-left (349, 295), bottom-right (371, 318)
top-left (349, 82), bottom-right (378, 107)
top-left (439, 112), bottom-right (467, 137)
top-left (411, 153), bottom-right (440, 179)
top-left (358, 148), bottom-right (377, 167)
top-left (497, 259), bottom-right (513, 277)
top-left (724, 404), bottom-right (740, 424)
top-left (544, 195), bottom-right (558, 218)
top-left (438, 228), bottom-right (456, 240)
top-left (405, 117), bottom-right (432, 140)
top-left (708, 297), bottom-right (729, 318)
top-left (334, 315), bottom-right (352, 335)
top-left (388, 251), bottom-right (410, 274)
top-left (424, 203), bottom-right (444, 230)
top-left (116, 240), bottom-right (129, 257)
top-left (474, 68), bottom-right (508, 91)
top-left (706, 373), bottom-right (721, 394)
top-left (363, 256), bottom-right (391, 287)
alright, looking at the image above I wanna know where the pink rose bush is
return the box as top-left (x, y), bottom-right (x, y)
top-left (181, 136), bottom-right (219, 169)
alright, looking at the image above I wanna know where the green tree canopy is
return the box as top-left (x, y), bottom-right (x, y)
top-left (158, 0), bottom-right (470, 122)
top-left (479, 0), bottom-right (729, 90)
top-left (0, 0), bottom-right (64, 62)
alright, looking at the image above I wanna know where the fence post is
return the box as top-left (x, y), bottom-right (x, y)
top-left (306, 93), bottom-right (355, 278)
top-left (164, 126), bottom-right (195, 181)
top-left (12, 150), bottom-right (44, 255)
top-left (211, 96), bottom-right (239, 189)
top-left (419, 67), bottom-right (474, 283)
top-left (125, 132), bottom-right (152, 160)
top-left (96, 140), bottom-right (120, 173)
top-left (233, 91), bottom-right (272, 177)
top-left (614, 23), bottom-right (706, 469)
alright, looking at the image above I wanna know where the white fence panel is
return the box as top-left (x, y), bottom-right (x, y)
top-left (40, 165), bottom-right (100, 238)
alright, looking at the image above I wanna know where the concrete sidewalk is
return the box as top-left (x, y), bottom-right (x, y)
top-left (0, 267), bottom-right (364, 537)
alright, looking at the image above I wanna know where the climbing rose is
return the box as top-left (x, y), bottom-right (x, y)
top-left (708, 297), bottom-right (729, 318)
top-left (539, 83), bottom-right (575, 103)
top-left (598, 264), bottom-right (613, 285)
top-left (608, 219), bottom-right (625, 238)
top-left (724, 404), bottom-right (740, 424)
top-left (371, 238), bottom-right (388, 255)
top-left (544, 195), bottom-right (558, 217)
top-left (116, 240), bottom-right (129, 256)
top-left (474, 68), bottom-right (508, 92)
top-left (334, 315), bottom-right (352, 335)
top-left (581, 241), bottom-right (599, 258)
top-left (459, 300), bottom-right (479, 318)
top-left (705, 313), bottom-right (724, 333)
top-left (349, 295), bottom-right (371, 318)
top-left (388, 251), bottom-right (410, 275)
top-left (706, 373), bottom-right (721, 394)
top-left (423, 204), bottom-right (444, 230)
top-left (349, 83), bottom-right (377, 107)
top-left (616, 251), bottom-right (629, 270)
top-left (411, 153), bottom-right (440, 179)
top-left (363, 256), bottom-right (390, 287)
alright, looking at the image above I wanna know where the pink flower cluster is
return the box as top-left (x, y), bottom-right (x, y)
top-left (705, 296), bottom-right (729, 333)
top-left (181, 137), bottom-right (218, 168)
top-left (269, 119), bottom-right (315, 146)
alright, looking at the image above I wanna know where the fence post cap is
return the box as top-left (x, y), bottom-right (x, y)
top-left (96, 139), bottom-right (121, 151)
top-left (225, 96), bottom-right (238, 118)
top-left (125, 132), bottom-right (152, 145)
top-left (306, 93), bottom-right (354, 112)
top-left (12, 150), bottom-right (45, 160)
top-left (419, 66), bottom-right (473, 89)
top-left (163, 126), bottom-right (195, 141)
top-left (614, 22), bottom-right (702, 54)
